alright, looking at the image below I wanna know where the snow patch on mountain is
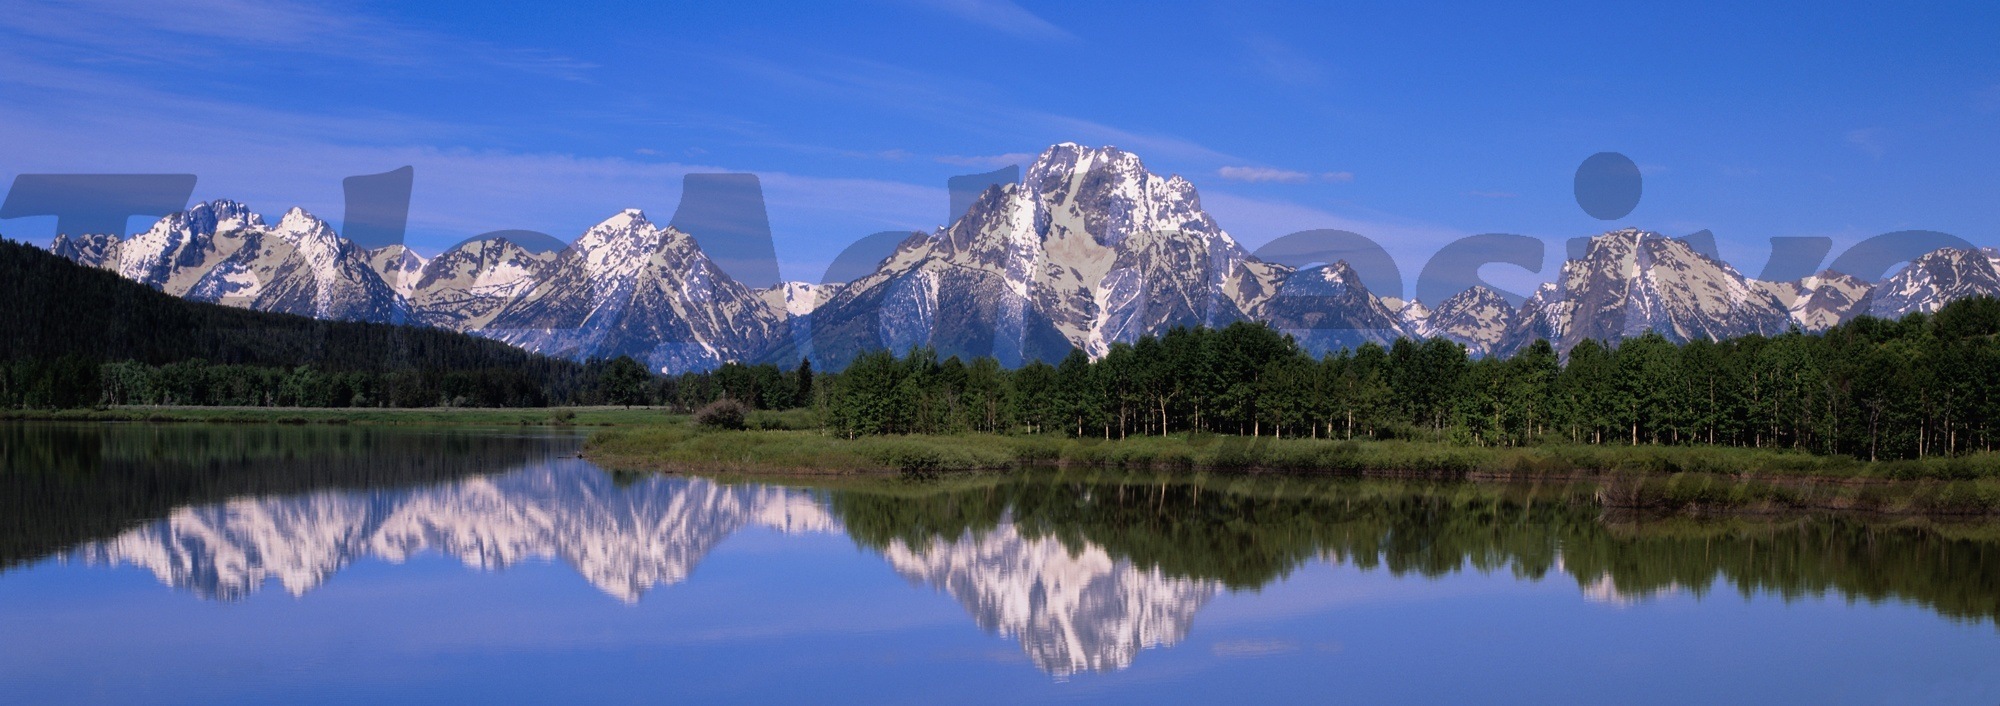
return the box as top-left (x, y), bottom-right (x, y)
top-left (1869, 247), bottom-right (2000, 319)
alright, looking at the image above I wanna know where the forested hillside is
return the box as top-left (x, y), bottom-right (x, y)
top-left (812, 298), bottom-right (2000, 462)
top-left (0, 237), bottom-right (593, 407)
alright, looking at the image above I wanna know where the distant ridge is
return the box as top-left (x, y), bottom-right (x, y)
top-left (0, 235), bottom-right (583, 378)
top-left (40, 144), bottom-right (2000, 370)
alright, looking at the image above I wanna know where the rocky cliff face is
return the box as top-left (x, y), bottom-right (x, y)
top-left (1867, 247), bottom-right (2000, 319)
top-left (475, 209), bottom-right (787, 372)
top-left (1495, 229), bottom-right (1794, 356)
top-left (43, 148), bottom-right (2000, 368)
top-left (1421, 286), bottom-right (1517, 357)
top-left (405, 236), bottom-right (559, 332)
top-left (802, 143), bottom-right (1284, 368)
top-left (51, 200), bottom-right (404, 322)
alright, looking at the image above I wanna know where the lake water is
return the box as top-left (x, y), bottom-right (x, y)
top-left (2, 423), bottom-right (1997, 704)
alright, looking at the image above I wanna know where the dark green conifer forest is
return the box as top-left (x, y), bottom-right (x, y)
top-left (810, 300), bottom-right (2000, 463)
top-left (0, 237), bottom-right (595, 407)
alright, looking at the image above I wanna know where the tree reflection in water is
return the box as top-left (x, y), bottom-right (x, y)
top-left (5, 424), bottom-right (1996, 675)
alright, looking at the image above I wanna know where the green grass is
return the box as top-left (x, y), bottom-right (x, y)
top-left (590, 428), bottom-right (2000, 477)
top-left (585, 427), bottom-right (1020, 475)
top-left (0, 405), bottom-right (683, 427)
top-left (582, 428), bottom-right (2000, 514)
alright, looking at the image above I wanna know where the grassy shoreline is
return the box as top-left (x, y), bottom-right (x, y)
top-left (582, 427), bottom-right (2000, 516)
top-left (0, 405), bottom-right (680, 427)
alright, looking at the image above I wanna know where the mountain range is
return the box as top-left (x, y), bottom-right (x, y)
top-left (44, 143), bottom-right (2000, 371)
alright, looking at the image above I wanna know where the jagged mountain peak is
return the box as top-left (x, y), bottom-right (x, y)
top-left (365, 243), bottom-right (428, 297)
top-left (1438, 284), bottom-right (1511, 310)
top-left (756, 281), bottom-right (840, 319)
top-left (1315, 259), bottom-right (1364, 286)
top-left (1870, 246), bottom-right (2000, 318)
top-left (162, 199), bottom-right (266, 236)
top-left (806, 142), bottom-right (1264, 366)
top-left (581, 208), bottom-right (659, 238)
top-left (41, 145), bottom-right (2000, 370)
top-left (1261, 259), bottom-right (1413, 352)
top-left (267, 207), bottom-right (344, 247)
top-left (1424, 285), bottom-right (1518, 356)
top-left (1510, 226), bottom-right (1794, 354)
top-left (482, 206), bottom-right (785, 372)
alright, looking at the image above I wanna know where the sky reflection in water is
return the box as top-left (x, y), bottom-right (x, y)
top-left (0, 423), bottom-right (1996, 704)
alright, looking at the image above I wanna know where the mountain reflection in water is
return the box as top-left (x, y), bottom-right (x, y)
top-left (5, 423), bottom-right (1999, 677)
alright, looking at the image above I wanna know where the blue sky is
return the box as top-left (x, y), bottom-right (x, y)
top-left (1, 0), bottom-right (1996, 297)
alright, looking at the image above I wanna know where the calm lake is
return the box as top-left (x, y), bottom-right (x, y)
top-left (2, 423), bottom-right (1996, 704)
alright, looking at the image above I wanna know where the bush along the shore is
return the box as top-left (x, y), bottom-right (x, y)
top-left (693, 399), bottom-right (750, 430)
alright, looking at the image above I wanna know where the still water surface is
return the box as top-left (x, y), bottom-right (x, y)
top-left (1, 423), bottom-right (1997, 703)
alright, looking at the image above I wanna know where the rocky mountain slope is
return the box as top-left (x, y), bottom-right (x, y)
top-left (479, 209), bottom-right (787, 373)
top-left (51, 200), bottom-right (404, 322)
top-left (404, 235), bottom-right (558, 331)
top-left (41, 145), bottom-right (2000, 368)
top-left (799, 143), bottom-right (1288, 369)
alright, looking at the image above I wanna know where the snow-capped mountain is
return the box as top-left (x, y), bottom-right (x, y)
top-left (800, 143), bottom-right (1285, 368)
top-left (1495, 229), bottom-right (1794, 356)
top-left (481, 209), bottom-right (788, 372)
top-left (45, 202), bottom-right (787, 371)
top-left (405, 235), bottom-right (559, 331)
top-left (1259, 261), bottom-right (1414, 352)
top-left (758, 281), bottom-right (843, 356)
top-left (1755, 270), bottom-right (1874, 332)
top-left (1867, 247), bottom-right (2000, 319)
top-left (755, 281), bottom-right (841, 319)
top-left (49, 200), bottom-right (404, 322)
top-left (366, 244), bottom-right (428, 298)
top-left (38, 146), bottom-right (2000, 368)
top-left (1421, 286), bottom-right (1517, 356)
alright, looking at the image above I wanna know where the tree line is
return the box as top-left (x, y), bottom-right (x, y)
top-left (0, 237), bottom-right (605, 407)
top-left (0, 236), bottom-right (836, 410)
top-left (814, 297), bottom-right (2000, 461)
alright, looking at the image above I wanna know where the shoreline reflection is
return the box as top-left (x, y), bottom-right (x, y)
top-left (7, 423), bottom-right (1998, 676)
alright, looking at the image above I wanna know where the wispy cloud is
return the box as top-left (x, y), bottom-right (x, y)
top-left (898, 0), bottom-right (1074, 41)
top-left (0, 0), bottom-right (596, 80)
top-left (1218, 167), bottom-right (1353, 183)
top-left (936, 153), bottom-right (1034, 168)
top-left (1219, 166), bottom-right (1312, 183)
top-left (1845, 128), bottom-right (1885, 158)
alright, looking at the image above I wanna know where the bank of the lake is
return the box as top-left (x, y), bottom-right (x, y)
top-left (583, 427), bottom-right (2000, 516)
top-left (0, 405), bottom-right (680, 427)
